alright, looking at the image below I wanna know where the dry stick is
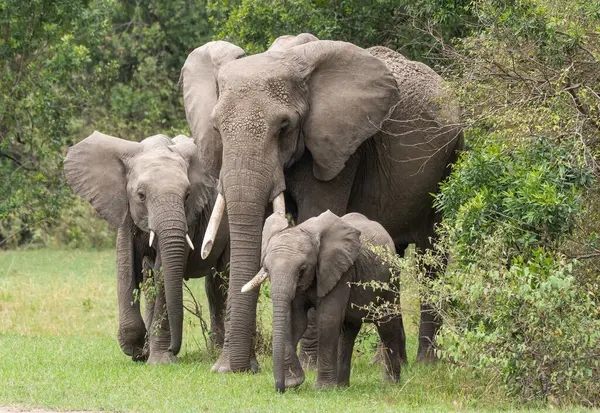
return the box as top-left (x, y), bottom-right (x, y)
top-left (183, 281), bottom-right (210, 352)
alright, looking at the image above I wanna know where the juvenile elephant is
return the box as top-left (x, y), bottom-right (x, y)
top-left (181, 34), bottom-right (462, 372)
top-left (64, 132), bottom-right (229, 363)
top-left (243, 211), bottom-right (407, 392)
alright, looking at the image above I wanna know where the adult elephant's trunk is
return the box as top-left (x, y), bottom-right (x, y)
top-left (153, 194), bottom-right (188, 356)
top-left (221, 152), bottom-right (283, 371)
top-left (272, 291), bottom-right (291, 393)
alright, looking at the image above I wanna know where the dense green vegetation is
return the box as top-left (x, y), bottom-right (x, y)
top-left (1, 0), bottom-right (599, 409)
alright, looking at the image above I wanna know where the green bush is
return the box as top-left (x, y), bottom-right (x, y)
top-left (433, 243), bottom-right (600, 405)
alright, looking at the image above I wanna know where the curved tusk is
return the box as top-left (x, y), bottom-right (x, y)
top-left (185, 234), bottom-right (194, 250)
top-left (201, 193), bottom-right (226, 259)
top-left (241, 268), bottom-right (269, 293)
top-left (149, 231), bottom-right (155, 247)
top-left (272, 192), bottom-right (286, 216)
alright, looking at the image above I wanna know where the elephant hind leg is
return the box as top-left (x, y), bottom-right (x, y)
top-left (376, 316), bottom-right (404, 383)
top-left (337, 322), bottom-right (361, 387)
top-left (415, 233), bottom-right (442, 363)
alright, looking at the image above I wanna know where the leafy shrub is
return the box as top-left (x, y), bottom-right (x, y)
top-left (436, 135), bottom-right (594, 263)
top-left (431, 237), bottom-right (600, 405)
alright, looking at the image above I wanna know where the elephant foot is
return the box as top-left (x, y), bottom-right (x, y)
top-left (313, 380), bottom-right (337, 390)
top-left (147, 351), bottom-right (178, 364)
top-left (210, 350), bottom-right (259, 373)
top-left (285, 368), bottom-right (305, 389)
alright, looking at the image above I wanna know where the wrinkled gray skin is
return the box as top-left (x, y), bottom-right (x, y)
top-left (255, 211), bottom-right (407, 392)
top-left (64, 132), bottom-right (229, 363)
top-left (181, 34), bottom-right (463, 372)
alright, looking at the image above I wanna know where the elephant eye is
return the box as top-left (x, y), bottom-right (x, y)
top-left (278, 120), bottom-right (290, 138)
top-left (185, 190), bottom-right (190, 201)
top-left (298, 265), bottom-right (307, 276)
top-left (137, 191), bottom-right (146, 202)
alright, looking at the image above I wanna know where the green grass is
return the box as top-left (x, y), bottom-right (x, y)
top-left (0, 249), bottom-right (593, 412)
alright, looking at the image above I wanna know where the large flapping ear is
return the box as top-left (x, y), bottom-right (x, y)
top-left (300, 210), bottom-right (361, 297)
top-left (170, 135), bottom-right (216, 216)
top-left (287, 40), bottom-right (400, 181)
top-left (261, 213), bottom-right (290, 262)
top-left (64, 131), bottom-right (141, 227)
top-left (268, 33), bottom-right (318, 52)
top-left (180, 41), bottom-right (245, 178)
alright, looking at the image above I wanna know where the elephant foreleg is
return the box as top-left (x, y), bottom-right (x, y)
top-left (116, 226), bottom-right (146, 362)
top-left (314, 284), bottom-right (350, 389)
top-left (298, 308), bottom-right (318, 369)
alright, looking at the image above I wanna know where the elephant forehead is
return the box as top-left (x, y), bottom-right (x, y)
top-left (129, 152), bottom-right (188, 182)
top-left (269, 231), bottom-right (312, 253)
top-left (218, 58), bottom-right (296, 105)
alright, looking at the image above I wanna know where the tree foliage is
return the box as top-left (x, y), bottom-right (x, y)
top-left (209, 0), bottom-right (474, 60)
top-left (0, 0), bottom-right (111, 246)
top-left (0, 0), bottom-right (212, 247)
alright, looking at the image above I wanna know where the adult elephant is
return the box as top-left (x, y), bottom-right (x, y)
top-left (181, 34), bottom-right (463, 372)
top-left (64, 132), bottom-right (229, 363)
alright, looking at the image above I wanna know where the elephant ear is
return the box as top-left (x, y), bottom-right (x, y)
top-left (261, 213), bottom-right (290, 262)
top-left (170, 135), bottom-right (216, 216)
top-left (302, 210), bottom-right (362, 297)
top-left (288, 40), bottom-right (400, 181)
top-left (268, 33), bottom-right (318, 52)
top-left (64, 131), bottom-right (141, 228)
top-left (180, 41), bottom-right (245, 177)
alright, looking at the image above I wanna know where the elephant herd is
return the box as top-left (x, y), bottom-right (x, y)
top-left (64, 33), bottom-right (463, 392)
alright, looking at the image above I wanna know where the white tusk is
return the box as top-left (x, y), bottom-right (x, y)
top-left (201, 193), bottom-right (226, 259)
top-left (186, 234), bottom-right (194, 250)
top-left (241, 268), bottom-right (269, 293)
top-left (149, 231), bottom-right (155, 247)
top-left (272, 192), bottom-right (286, 216)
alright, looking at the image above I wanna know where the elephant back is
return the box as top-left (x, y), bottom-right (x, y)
top-left (367, 46), bottom-right (460, 128)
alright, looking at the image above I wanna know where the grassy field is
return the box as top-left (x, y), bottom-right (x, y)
top-left (0, 249), bottom-right (591, 412)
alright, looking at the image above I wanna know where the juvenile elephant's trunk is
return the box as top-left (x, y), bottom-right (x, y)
top-left (272, 292), bottom-right (292, 393)
top-left (153, 194), bottom-right (187, 356)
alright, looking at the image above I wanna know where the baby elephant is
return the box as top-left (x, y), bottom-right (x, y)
top-left (243, 210), bottom-right (407, 392)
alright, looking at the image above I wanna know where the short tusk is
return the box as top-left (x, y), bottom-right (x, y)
top-left (272, 192), bottom-right (285, 216)
top-left (186, 234), bottom-right (194, 250)
top-left (241, 268), bottom-right (269, 293)
top-left (201, 193), bottom-right (226, 259)
top-left (149, 231), bottom-right (155, 247)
